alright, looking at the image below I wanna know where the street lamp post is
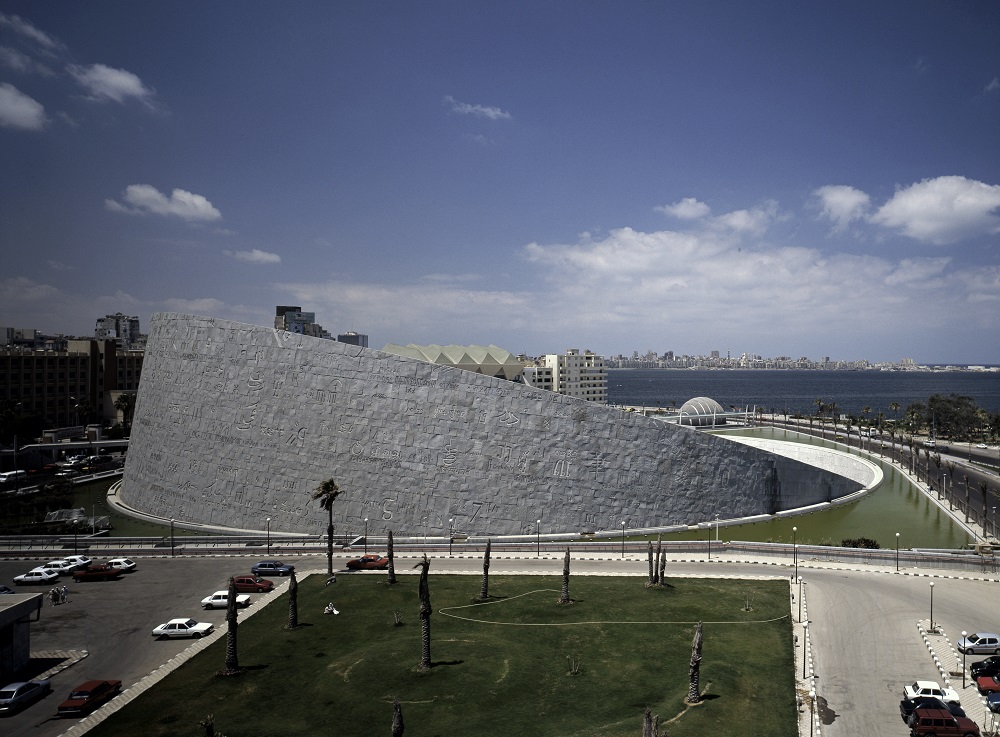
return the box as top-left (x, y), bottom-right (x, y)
top-left (802, 621), bottom-right (809, 678)
top-left (364, 517), bottom-right (369, 555)
top-left (809, 688), bottom-right (816, 737)
top-left (266, 517), bottom-right (271, 555)
top-left (962, 630), bottom-right (968, 688)
top-left (715, 513), bottom-right (720, 542)
top-left (895, 532), bottom-right (900, 572)
top-left (929, 582), bottom-right (935, 632)
top-left (707, 525), bottom-right (711, 561)
top-left (620, 521), bottom-right (626, 558)
top-left (170, 518), bottom-right (175, 558)
top-left (536, 519), bottom-right (541, 557)
top-left (448, 518), bottom-right (453, 556)
top-left (797, 576), bottom-right (803, 622)
top-left (793, 526), bottom-right (798, 580)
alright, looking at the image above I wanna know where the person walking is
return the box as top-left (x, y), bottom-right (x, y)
top-left (49, 588), bottom-right (58, 606)
top-left (61, 584), bottom-right (68, 603)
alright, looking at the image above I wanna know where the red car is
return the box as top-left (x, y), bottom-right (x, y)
top-left (231, 575), bottom-right (274, 593)
top-left (978, 675), bottom-right (1000, 695)
top-left (57, 679), bottom-right (122, 717)
top-left (346, 555), bottom-right (390, 570)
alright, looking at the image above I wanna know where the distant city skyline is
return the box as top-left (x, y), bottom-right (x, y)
top-left (1, 4), bottom-right (998, 364)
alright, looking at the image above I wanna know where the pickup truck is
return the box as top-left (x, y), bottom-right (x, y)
top-left (72, 564), bottom-right (122, 582)
top-left (200, 590), bottom-right (251, 609)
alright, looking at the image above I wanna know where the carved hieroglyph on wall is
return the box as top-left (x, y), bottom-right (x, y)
top-left (122, 314), bottom-right (862, 537)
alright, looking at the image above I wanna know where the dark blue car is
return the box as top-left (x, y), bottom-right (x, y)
top-left (251, 560), bottom-right (294, 576)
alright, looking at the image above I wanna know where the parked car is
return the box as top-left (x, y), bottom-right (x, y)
top-left (907, 706), bottom-right (980, 736)
top-left (971, 656), bottom-right (1000, 679)
top-left (13, 569), bottom-right (59, 585)
top-left (251, 560), bottom-right (294, 576)
top-left (903, 680), bottom-right (961, 704)
top-left (152, 618), bottom-right (215, 639)
top-left (62, 555), bottom-right (92, 570)
top-left (0, 679), bottom-right (51, 714)
top-left (201, 591), bottom-right (251, 609)
top-left (901, 696), bottom-right (966, 722)
top-left (958, 632), bottom-right (1000, 655)
top-left (346, 554), bottom-right (390, 570)
top-left (977, 443), bottom-right (989, 449)
top-left (72, 564), bottom-right (121, 582)
top-left (57, 679), bottom-right (121, 717)
top-left (106, 558), bottom-right (137, 573)
top-left (33, 560), bottom-right (77, 576)
top-left (977, 675), bottom-right (1000, 694)
top-left (232, 575), bottom-right (273, 593)
top-left (986, 692), bottom-right (1000, 713)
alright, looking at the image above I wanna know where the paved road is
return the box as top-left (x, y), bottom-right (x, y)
top-left (2, 552), bottom-right (999, 737)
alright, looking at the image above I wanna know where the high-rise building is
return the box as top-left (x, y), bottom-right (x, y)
top-left (274, 306), bottom-right (330, 338)
top-left (523, 348), bottom-right (607, 404)
top-left (337, 331), bottom-right (368, 348)
top-left (95, 313), bottom-right (142, 350)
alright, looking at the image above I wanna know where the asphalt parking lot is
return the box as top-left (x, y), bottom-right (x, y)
top-left (0, 554), bottom-right (310, 737)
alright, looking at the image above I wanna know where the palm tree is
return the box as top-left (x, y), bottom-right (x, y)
top-left (387, 530), bottom-right (397, 585)
top-left (890, 401), bottom-right (901, 430)
top-left (646, 541), bottom-right (655, 586)
top-left (415, 555), bottom-right (432, 670)
top-left (223, 576), bottom-right (240, 675)
top-left (559, 549), bottom-right (571, 604)
top-left (479, 539), bottom-right (491, 600)
top-left (113, 392), bottom-right (137, 433)
top-left (311, 479), bottom-right (342, 576)
top-left (687, 621), bottom-right (703, 704)
top-left (286, 570), bottom-right (299, 629)
top-left (392, 698), bottom-right (404, 737)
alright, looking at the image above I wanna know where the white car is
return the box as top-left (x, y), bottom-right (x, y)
top-left (106, 558), bottom-right (136, 573)
top-left (14, 569), bottom-right (60, 585)
top-left (978, 443), bottom-right (989, 449)
top-left (61, 555), bottom-right (92, 570)
top-left (200, 591), bottom-right (251, 609)
top-left (33, 560), bottom-right (77, 576)
top-left (152, 618), bottom-right (215, 639)
top-left (903, 680), bottom-right (960, 704)
top-left (958, 632), bottom-right (1000, 655)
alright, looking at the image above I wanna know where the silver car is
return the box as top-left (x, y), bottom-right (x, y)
top-left (958, 632), bottom-right (1000, 655)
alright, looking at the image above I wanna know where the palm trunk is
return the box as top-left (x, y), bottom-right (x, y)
top-left (286, 570), bottom-right (298, 629)
top-left (480, 539), bottom-right (491, 600)
top-left (387, 530), bottom-right (397, 585)
top-left (224, 576), bottom-right (239, 674)
top-left (655, 535), bottom-right (663, 585)
top-left (559, 549), bottom-right (570, 604)
top-left (687, 621), bottom-right (703, 704)
top-left (326, 507), bottom-right (334, 576)
top-left (417, 555), bottom-right (431, 670)
top-left (392, 698), bottom-right (404, 737)
top-left (647, 541), bottom-right (654, 585)
top-left (658, 549), bottom-right (666, 586)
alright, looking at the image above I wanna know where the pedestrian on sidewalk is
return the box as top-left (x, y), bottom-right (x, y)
top-left (61, 584), bottom-right (68, 603)
top-left (49, 588), bottom-right (58, 606)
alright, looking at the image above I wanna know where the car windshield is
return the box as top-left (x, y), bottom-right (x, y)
top-left (0, 689), bottom-right (15, 699)
top-left (69, 690), bottom-right (91, 699)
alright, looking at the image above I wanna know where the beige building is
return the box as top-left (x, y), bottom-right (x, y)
top-left (524, 348), bottom-right (607, 404)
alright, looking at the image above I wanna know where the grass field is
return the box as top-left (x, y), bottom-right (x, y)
top-left (88, 571), bottom-right (795, 737)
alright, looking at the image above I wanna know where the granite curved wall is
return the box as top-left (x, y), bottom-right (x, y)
top-left (121, 314), bottom-right (862, 537)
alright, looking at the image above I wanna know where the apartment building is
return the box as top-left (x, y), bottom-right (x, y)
top-left (523, 348), bottom-right (607, 404)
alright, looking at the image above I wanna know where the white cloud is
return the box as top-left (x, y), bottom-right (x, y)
top-left (0, 82), bottom-right (46, 130)
top-left (224, 248), bottom-right (281, 264)
top-left (106, 184), bottom-right (222, 222)
top-left (870, 176), bottom-right (1000, 245)
top-left (68, 63), bottom-right (154, 105)
top-left (657, 197), bottom-right (710, 220)
top-left (985, 77), bottom-right (1000, 94)
top-left (814, 185), bottom-right (871, 233)
top-left (163, 297), bottom-right (229, 314)
top-left (47, 259), bottom-right (74, 271)
top-left (443, 95), bottom-right (511, 120)
top-left (0, 45), bottom-right (55, 75)
top-left (0, 13), bottom-right (64, 53)
top-left (711, 201), bottom-right (780, 236)
top-left (0, 276), bottom-right (61, 302)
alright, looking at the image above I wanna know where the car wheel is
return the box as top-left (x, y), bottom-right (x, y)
top-left (193, 632), bottom-right (202, 638)
top-left (204, 605), bottom-right (211, 610)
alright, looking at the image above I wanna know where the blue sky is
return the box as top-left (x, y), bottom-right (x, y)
top-left (1, 2), bottom-right (998, 364)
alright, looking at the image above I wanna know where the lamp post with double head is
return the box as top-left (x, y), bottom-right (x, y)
top-left (364, 517), bottom-right (369, 555)
top-left (266, 517), bottom-right (271, 555)
top-left (620, 521), bottom-right (626, 558)
top-left (895, 532), bottom-right (900, 572)
top-left (448, 518), bottom-right (453, 556)
top-left (170, 518), bottom-right (175, 558)
top-left (536, 519), bottom-right (541, 557)
top-left (929, 581), bottom-right (935, 632)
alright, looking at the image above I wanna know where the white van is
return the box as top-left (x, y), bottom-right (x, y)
top-left (0, 469), bottom-right (27, 484)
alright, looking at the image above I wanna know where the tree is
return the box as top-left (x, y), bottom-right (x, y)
top-left (415, 555), bottom-right (432, 670)
top-left (387, 530), bottom-right (397, 585)
top-left (286, 570), bottom-right (299, 629)
top-left (113, 392), bottom-right (137, 433)
top-left (646, 541), bottom-right (655, 586)
top-left (311, 479), bottom-right (342, 576)
top-left (686, 621), bottom-right (703, 704)
top-left (480, 539), bottom-right (491, 600)
top-left (559, 549), bottom-right (571, 604)
top-left (222, 576), bottom-right (240, 675)
top-left (642, 707), bottom-right (660, 737)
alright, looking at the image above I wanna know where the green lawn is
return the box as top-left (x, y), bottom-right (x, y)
top-left (89, 573), bottom-right (795, 737)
